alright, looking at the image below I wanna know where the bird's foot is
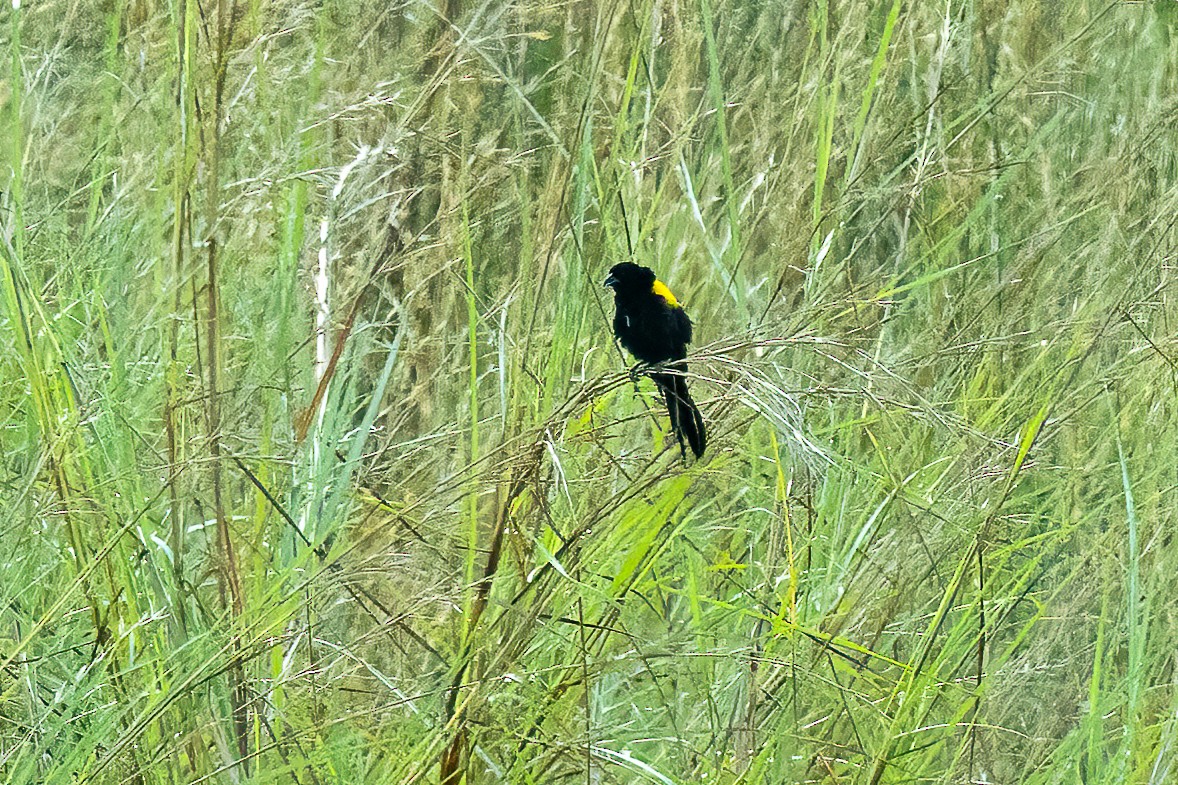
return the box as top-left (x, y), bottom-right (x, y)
top-left (628, 362), bottom-right (650, 382)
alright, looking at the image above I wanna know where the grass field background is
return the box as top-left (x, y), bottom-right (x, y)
top-left (2, 0), bottom-right (1178, 782)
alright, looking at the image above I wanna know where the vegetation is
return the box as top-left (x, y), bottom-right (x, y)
top-left (2, 0), bottom-right (1177, 782)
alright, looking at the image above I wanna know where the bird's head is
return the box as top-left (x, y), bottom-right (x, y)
top-left (603, 262), bottom-right (656, 293)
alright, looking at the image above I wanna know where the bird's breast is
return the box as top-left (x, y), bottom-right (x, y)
top-left (615, 301), bottom-right (683, 364)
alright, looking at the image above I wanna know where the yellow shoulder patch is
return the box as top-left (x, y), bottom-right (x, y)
top-left (651, 279), bottom-right (680, 307)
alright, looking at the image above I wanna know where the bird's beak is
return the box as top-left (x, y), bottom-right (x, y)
top-left (603, 274), bottom-right (618, 289)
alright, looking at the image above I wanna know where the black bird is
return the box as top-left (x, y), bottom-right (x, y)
top-left (604, 262), bottom-right (706, 459)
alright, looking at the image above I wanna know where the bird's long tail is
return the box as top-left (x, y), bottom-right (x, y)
top-left (653, 367), bottom-right (706, 459)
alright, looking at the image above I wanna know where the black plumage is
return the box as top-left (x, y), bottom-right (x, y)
top-left (604, 262), bottom-right (706, 459)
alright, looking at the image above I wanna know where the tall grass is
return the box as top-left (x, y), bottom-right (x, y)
top-left (1, 0), bottom-right (1177, 783)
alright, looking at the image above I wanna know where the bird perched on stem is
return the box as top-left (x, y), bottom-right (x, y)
top-left (604, 262), bottom-right (706, 459)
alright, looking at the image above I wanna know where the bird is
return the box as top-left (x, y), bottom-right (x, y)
top-left (604, 262), bottom-right (706, 459)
